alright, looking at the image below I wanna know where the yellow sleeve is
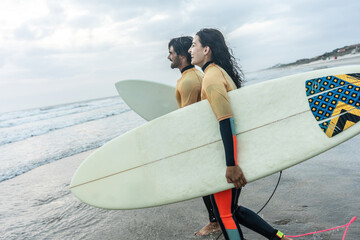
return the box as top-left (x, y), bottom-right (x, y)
top-left (178, 78), bottom-right (201, 108)
top-left (204, 83), bottom-right (233, 121)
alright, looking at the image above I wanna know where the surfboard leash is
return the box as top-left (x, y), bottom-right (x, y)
top-left (256, 170), bottom-right (283, 215)
top-left (214, 216), bottom-right (357, 240)
top-left (215, 171), bottom-right (357, 240)
top-left (285, 216), bottom-right (357, 240)
top-left (215, 171), bottom-right (283, 240)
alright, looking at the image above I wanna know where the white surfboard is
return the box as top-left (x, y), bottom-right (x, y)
top-left (71, 65), bottom-right (360, 210)
top-left (115, 80), bottom-right (177, 120)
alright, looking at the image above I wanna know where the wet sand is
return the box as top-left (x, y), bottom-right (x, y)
top-left (1, 133), bottom-right (359, 240)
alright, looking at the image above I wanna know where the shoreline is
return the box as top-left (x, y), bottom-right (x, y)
top-left (1, 134), bottom-right (359, 239)
top-left (267, 53), bottom-right (360, 69)
top-left (269, 53), bottom-right (360, 70)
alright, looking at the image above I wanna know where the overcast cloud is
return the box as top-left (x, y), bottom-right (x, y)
top-left (1, 0), bottom-right (359, 113)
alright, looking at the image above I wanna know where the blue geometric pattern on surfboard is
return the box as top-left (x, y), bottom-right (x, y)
top-left (306, 73), bottom-right (360, 138)
top-left (305, 75), bottom-right (348, 97)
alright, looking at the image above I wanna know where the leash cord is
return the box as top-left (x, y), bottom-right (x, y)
top-left (215, 171), bottom-right (283, 240)
top-left (215, 171), bottom-right (357, 240)
top-left (256, 170), bottom-right (282, 214)
top-left (285, 216), bottom-right (357, 239)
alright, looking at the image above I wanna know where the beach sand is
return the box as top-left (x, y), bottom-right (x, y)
top-left (1, 133), bottom-right (359, 240)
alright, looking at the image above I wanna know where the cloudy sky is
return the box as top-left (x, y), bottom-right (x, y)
top-left (1, 0), bottom-right (359, 113)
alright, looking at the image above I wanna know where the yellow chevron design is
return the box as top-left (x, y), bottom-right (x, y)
top-left (331, 101), bottom-right (355, 116)
top-left (325, 107), bottom-right (360, 137)
top-left (335, 74), bottom-right (360, 86)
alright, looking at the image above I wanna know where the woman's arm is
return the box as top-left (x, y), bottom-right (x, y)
top-left (219, 117), bottom-right (247, 189)
top-left (204, 80), bottom-right (247, 188)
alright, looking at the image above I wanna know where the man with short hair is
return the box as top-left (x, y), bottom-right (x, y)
top-left (168, 36), bottom-right (221, 236)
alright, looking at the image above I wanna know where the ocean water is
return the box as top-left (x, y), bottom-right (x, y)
top-left (0, 56), bottom-right (359, 240)
top-left (0, 97), bottom-right (141, 183)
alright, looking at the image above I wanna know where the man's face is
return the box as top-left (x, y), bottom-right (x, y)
top-left (168, 46), bottom-right (181, 69)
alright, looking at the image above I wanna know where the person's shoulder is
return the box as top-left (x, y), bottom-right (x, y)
top-left (181, 73), bottom-right (201, 89)
top-left (204, 65), bottom-right (224, 82)
top-left (186, 67), bottom-right (203, 78)
top-left (184, 67), bottom-right (202, 82)
top-left (208, 64), bottom-right (224, 76)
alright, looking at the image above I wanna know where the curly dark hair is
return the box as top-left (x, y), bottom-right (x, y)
top-left (196, 28), bottom-right (243, 88)
top-left (168, 36), bottom-right (193, 64)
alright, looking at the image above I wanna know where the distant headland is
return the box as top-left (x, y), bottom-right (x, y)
top-left (271, 43), bottom-right (360, 69)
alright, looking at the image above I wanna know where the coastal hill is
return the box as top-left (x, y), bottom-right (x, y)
top-left (271, 43), bottom-right (360, 68)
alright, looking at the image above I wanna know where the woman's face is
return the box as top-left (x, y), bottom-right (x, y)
top-left (188, 35), bottom-right (206, 67)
